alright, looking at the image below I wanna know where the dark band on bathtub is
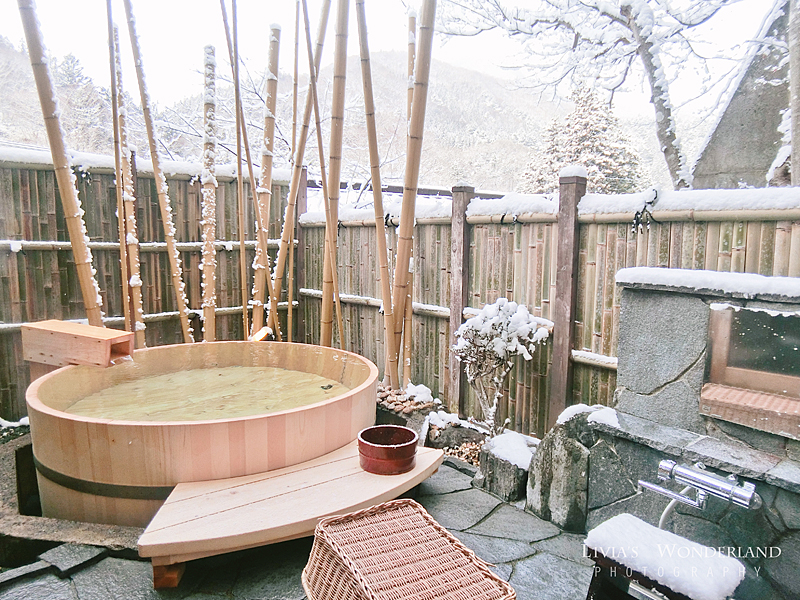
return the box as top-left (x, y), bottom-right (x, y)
top-left (33, 455), bottom-right (174, 500)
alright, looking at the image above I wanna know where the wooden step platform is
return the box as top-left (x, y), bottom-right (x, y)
top-left (138, 441), bottom-right (444, 570)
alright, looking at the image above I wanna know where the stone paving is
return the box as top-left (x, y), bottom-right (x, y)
top-left (0, 459), bottom-right (594, 600)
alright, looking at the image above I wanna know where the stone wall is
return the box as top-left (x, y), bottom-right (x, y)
top-left (578, 270), bottom-right (800, 598)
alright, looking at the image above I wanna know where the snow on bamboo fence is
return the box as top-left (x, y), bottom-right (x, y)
top-left (0, 149), bottom-right (292, 420)
top-left (2, 151), bottom-right (800, 434)
top-left (297, 183), bottom-right (800, 437)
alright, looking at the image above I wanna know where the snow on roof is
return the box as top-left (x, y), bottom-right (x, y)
top-left (585, 514), bottom-right (744, 600)
top-left (616, 266), bottom-right (800, 299)
top-left (0, 143), bottom-right (291, 183)
top-left (690, 0), bottom-right (787, 174)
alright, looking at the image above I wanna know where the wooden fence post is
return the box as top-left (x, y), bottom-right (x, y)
top-left (295, 167), bottom-right (308, 343)
top-left (449, 185), bottom-right (473, 415)
top-left (549, 172), bottom-right (587, 429)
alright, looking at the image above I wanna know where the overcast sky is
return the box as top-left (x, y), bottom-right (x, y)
top-left (0, 0), bottom-right (775, 116)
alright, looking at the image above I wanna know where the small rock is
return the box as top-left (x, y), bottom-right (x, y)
top-left (402, 406), bottom-right (415, 414)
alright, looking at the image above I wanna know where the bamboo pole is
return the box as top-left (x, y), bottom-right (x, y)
top-left (230, 0), bottom-right (249, 337)
top-left (302, 0), bottom-right (345, 348)
top-left (219, 0), bottom-right (278, 339)
top-left (18, 0), bottom-right (104, 327)
top-left (251, 26), bottom-right (281, 333)
top-left (402, 271), bottom-right (413, 388)
top-left (122, 0), bottom-right (193, 342)
top-left (201, 45), bottom-right (218, 341)
top-left (354, 0), bottom-right (399, 388)
top-left (271, 0), bottom-right (331, 340)
top-left (292, 0), bottom-right (300, 162)
top-left (106, 1), bottom-right (131, 335)
top-left (320, 0), bottom-right (350, 347)
top-left (407, 9), bottom-right (416, 123)
top-left (391, 0), bottom-right (436, 356)
top-left (288, 2), bottom-right (301, 343)
top-left (114, 28), bottom-right (145, 347)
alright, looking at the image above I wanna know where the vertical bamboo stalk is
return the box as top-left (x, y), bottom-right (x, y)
top-left (774, 221), bottom-right (792, 276)
top-left (303, 0), bottom-right (345, 348)
top-left (116, 57), bottom-right (145, 346)
top-left (407, 9), bottom-right (416, 122)
top-left (391, 0), bottom-right (436, 355)
top-left (219, 1), bottom-right (276, 339)
top-left (106, 1), bottom-right (131, 335)
top-left (403, 272), bottom-right (413, 387)
top-left (271, 0), bottom-right (331, 339)
top-left (201, 45), bottom-right (218, 341)
top-left (789, 221), bottom-right (800, 277)
top-left (288, 214), bottom-right (295, 342)
top-left (320, 0), bottom-right (350, 347)
top-left (292, 0), bottom-right (300, 162)
top-left (355, 0), bottom-right (399, 388)
top-left (230, 0), bottom-right (249, 336)
top-left (122, 0), bottom-right (193, 342)
top-left (251, 26), bottom-right (281, 333)
top-left (745, 221), bottom-right (760, 273)
top-left (18, 0), bottom-right (104, 327)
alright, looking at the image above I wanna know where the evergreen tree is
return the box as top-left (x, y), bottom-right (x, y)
top-left (521, 87), bottom-right (645, 194)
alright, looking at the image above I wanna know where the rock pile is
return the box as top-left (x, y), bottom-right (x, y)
top-left (376, 385), bottom-right (436, 415)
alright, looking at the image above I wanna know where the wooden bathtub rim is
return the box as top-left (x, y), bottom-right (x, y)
top-left (27, 341), bottom-right (379, 490)
top-left (26, 341), bottom-right (380, 426)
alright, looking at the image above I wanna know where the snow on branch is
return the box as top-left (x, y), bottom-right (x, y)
top-left (452, 298), bottom-right (552, 435)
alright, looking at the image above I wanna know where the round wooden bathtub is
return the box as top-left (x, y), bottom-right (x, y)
top-left (26, 342), bottom-right (378, 527)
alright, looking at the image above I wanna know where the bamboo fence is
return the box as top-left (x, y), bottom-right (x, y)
top-left (298, 193), bottom-right (800, 437)
top-left (0, 162), bottom-right (291, 420)
top-left (2, 158), bottom-right (800, 435)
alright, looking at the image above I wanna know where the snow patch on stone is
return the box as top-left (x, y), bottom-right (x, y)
top-left (585, 514), bottom-right (744, 600)
top-left (484, 430), bottom-right (538, 470)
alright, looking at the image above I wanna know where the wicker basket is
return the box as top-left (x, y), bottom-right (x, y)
top-left (302, 499), bottom-right (516, 600)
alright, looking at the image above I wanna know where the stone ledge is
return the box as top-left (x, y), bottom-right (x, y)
top-left (615, 267), bottom-right (800, 303)
top-left (590, 412), bottom-right (800, 494)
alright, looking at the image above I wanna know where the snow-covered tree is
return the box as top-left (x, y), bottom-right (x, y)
top-left (521, 87), bottom-right (644, 194)
top-left (439, 0), bottom-right (744, 190)
top-left (452, 298), bottom-right (551, 435)
top-left (53, 54), bottom-right (113, 153)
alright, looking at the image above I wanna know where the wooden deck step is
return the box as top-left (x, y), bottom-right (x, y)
top-left (138, 441), bottom-right (444, 567)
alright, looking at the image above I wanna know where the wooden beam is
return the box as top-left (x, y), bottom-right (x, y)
top-left (449, 185), bottom-right (472, 415)
top-left (548, 174), bottom-right (586, 429)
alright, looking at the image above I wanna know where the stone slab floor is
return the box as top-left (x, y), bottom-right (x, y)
top-left (0, 459), bottom-right (594, 600)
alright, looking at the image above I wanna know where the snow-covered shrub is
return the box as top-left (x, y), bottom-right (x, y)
top-left (452, 298), bottom-right (551, 435)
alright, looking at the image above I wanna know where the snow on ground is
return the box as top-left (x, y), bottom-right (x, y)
top-left (617, 266), bottom-right (800, 298)
top-left (1, 416), bottom-right (29, 428)
top-left (483, 430), bottom-right (539, 469)
top-left (586, 514), bottom-right (744, 600)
